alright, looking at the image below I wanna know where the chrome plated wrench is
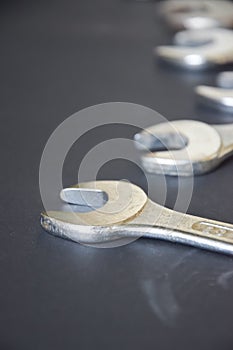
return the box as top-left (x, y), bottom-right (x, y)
top-left (158, 0), bottom-right (233, 30)
top-left (196, 72), bottom-right (233, 112)
top-left (156, 28), bottom-right (233, 69)
top-left (134, 120), bottom-right (233, 176)
top-left (41, 180), bottom-right (233, 256)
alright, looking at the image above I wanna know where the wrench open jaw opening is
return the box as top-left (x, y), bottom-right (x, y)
top-left (155, 29), bottom-right (233, 70)
top-left (40, 180), bottom-right (233, 256)
top-left (134, 120), bottom-right (233, 176)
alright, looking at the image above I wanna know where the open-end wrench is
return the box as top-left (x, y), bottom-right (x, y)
top-left (158, 0), bottom-right (233, 30)
top-left (155, 28), bottom-right (233, 69)
top-left (41, 180), bottom-right (233, 256)
top-left (134, 120), bottom-right (233, 176)
top-left (196, 72), bottom-right (233, 112)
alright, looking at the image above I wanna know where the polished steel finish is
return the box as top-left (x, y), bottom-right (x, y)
top-left (155, 28), bottom-right (233, 70)
top-left (159, 0), bottom-right (233, 30)
top-left (196, 72), bottom-right (233, 112)
top-left (134, 120), bottom-right (233, 176)
top-left (41, 180), bottom-right (233, 255)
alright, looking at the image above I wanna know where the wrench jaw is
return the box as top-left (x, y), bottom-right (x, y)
top-left (140, 151), bottom-right (221, 176)
top-left (158, 1), bottom-right (209, 31)
top-left (40, 202), bottom-right (166, 246)
top-left (159, 11), bottom-right (217, 31)
top-left (136, 120), bottom-right (223, 176)
top-left (156, 46), bottom-right (209, 70)
top-left (40, 211), bottom-right (99, 244)
top-left (141, 152), bottom-right (194, 176)
top-left (196, 86), bottom-right (233, 112)
top-left (182, 17), bottom-right (220, 31)
top-left (40, 191), bottom-right (184, 246)
top-left (156, 29), bottom-right (211, 69)
top-left (40, 211), bottom-right (133, 246)
top-left (196, 72), bottom-right (233, 112)
top-left (158, 0), bottom-right (233, 30)
top-left (156, 29), bottom-right (233, 70)
top-left (40, 181), bottom-right (148, 246)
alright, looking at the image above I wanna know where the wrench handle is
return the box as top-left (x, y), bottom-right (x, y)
top-left (133, 202), bottom-right (233, 256)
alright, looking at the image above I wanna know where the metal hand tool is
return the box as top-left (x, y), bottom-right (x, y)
top-left (158, 0), bottom-right (233, 30)
top-left (196, 72), bottom-right (233, 112)
top-left (41, 180), bottom-right (233, 256)
top-left (155, 28), bottom-right (233, 69)
top-left (134, 120), bottom-right (233, 175)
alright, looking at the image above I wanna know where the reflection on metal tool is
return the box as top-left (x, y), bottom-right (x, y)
top-left (158, 0), bottom-right (233, 30)
top-left (155, 28), bottom-right (233, 69)
top-left (196, 72), bottom-right (233, 112)
top-left (41, 180), bottom-right (233, 256)
top-left (134, 120), bottom-right (233, 175)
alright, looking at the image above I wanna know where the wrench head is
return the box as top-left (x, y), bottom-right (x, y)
top-left (158, 0), bottom-right (233, 30)
top-left (196, 72), bottom-right (233, 111)
top-left (196, 86), bottom-right (233, 111)
top-left (156, 28), bottom-right (233, 69)
top-left (40, 181), bottom-right (148, 244)
top-left (134, 120), bottom-right (222, 176)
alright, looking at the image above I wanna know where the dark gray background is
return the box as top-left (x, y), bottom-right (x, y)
top-left (1, 0), bottom-right (233, 349)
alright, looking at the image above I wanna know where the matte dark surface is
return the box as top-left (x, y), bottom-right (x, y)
top-left (1, 1), bottom-right (233, 349)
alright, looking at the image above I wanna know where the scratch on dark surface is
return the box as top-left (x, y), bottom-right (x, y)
top-left (142, 277), bottom-right (180, 326)
top-left (170, 249), bottom-right (197, 271)
top-left (139, 249), bottom-right (199, 325)
top-left (217, 270), bottom-right (233, 289)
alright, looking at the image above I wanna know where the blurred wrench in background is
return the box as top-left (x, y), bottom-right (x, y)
top-left (134, 119), bottom-right (233, 175)
top-left (158, 0), bottom-right (233, 30)
top-left (155, 28), bottom-right (233, 69)
top-left (196, 72), bottom-right (233, 112)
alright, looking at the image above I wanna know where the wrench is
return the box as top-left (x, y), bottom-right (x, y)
top-left (155, 28), bottom-right (233, 69)
top-left (158, 0), bottom-right (233, 30)
top-left (196, 72), bottom-right (233, 112)
top-left (41, 180), bottom-right (233, 256)
top-left (134, 120), bottom-right (233, 176)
